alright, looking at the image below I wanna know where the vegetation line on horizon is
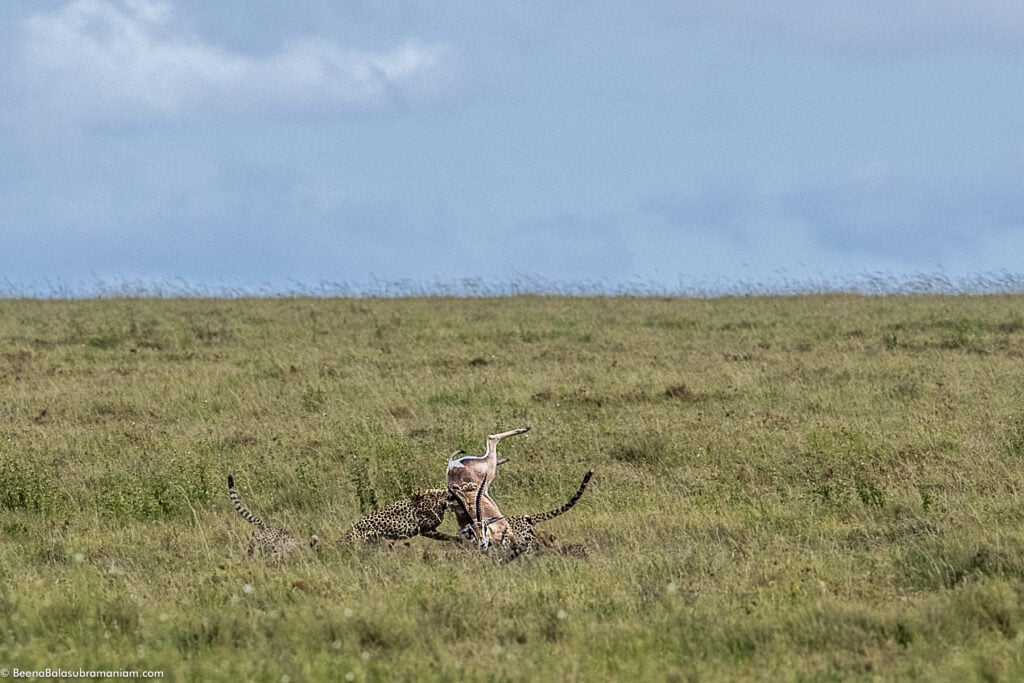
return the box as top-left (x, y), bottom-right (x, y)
top-left (4, 269), bottom-right (1024, 299)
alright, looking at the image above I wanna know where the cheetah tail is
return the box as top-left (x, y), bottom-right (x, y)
top-left (227, 474), bottom-right (268, 531)
top-left (531, 470), bottom-right (594, 523)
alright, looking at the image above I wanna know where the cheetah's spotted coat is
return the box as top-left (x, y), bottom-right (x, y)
top-left (343, 487), bottom-right (473, 544)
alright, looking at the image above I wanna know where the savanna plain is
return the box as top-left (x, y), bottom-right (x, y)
top-left (3, 295), bottom-right (1024, 681)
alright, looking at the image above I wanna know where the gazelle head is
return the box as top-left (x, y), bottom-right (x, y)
top-left (448, 476), bottom-right (505, 550)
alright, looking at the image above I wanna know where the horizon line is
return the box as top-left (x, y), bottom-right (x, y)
top-left (4, 271), bottom-right (1024, 300)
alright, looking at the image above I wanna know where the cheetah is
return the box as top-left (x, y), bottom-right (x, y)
top-left (454, 470), bottom-right (594, 562)
top-left (498, 469), bottom-right (594, 560)
top-left (227, 475), bottom-right (318, 558)
top-left (343, 487), bottom-right (463, 544)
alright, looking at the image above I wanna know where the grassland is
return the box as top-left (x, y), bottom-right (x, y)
top-left (3, 294), bottom-right (1024, 681)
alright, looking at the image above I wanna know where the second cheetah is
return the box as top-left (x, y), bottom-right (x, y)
top-left (227, 475), bottom-right (318, 558)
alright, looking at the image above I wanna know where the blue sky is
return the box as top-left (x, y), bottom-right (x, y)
top-left (2, 1), bottom-right (1023, 294)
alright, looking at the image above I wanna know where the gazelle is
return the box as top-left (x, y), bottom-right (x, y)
top-left (446, 426), bottom-right (528, 530)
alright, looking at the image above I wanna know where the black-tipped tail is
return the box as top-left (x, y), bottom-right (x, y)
top-left (533, 470), bottom-right (594, 523)
top-left (227, 473), bottom-right (267, 531)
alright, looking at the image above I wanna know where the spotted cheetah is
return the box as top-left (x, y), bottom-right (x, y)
top-left (455, 470), bottom-right (594, 562)
top-left (343, 487), bottom-right (464, 544)
top-left (227, 475), bottom-right (318, 558)
top-left (498, 469), bottom-right (594, 560)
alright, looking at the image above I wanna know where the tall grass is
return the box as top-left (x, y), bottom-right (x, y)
top-left (3, 294), bottom-right (1024, 679)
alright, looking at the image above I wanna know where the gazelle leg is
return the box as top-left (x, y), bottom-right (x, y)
top-left (487, 426), bottom-right (530, 442)
top-left (481, 427), bottom-right (530, 492)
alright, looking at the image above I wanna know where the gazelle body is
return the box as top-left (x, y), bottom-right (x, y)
top-left (448, 483), bottom-right (511, 546)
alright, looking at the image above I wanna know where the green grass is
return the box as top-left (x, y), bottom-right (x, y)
top-left (4, 294), bottom-right (1024, 680)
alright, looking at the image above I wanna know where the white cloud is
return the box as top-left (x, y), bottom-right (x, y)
top-left (16, 0), bottom-right (450, 120)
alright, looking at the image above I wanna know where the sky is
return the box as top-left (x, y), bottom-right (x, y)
top-left (2, 1), bottom-right (1023, 295)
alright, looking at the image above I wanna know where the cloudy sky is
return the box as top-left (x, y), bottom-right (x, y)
top-left (2, 1), bottom-right (1023, 294)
